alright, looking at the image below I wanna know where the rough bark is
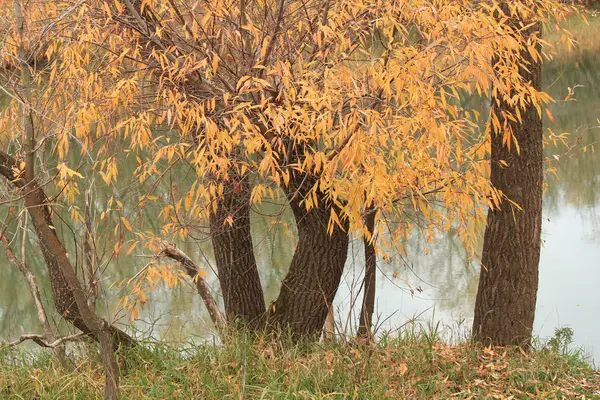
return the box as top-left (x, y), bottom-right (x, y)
top-left (472, 16), bottom-right (543, 347)
top-left (210, 178), bottom-right (266, 327)
top-left (161, 245), bottom-right (227, 332)
top-left (269, 174), bottom-right (350, 340)
top-left (358, 210), bottom-right (377, 340)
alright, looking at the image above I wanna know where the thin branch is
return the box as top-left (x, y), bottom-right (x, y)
top-left (14, 0), bottom-right (35, 182)
top-left (118, 0), bottom-right (229, 96)
top-left (39, 0), bottom-right (87, 39)
top-left (1, 208), bottom-right (70, 367)
top-left (259, 0), bottom-right (286, 77)
top-left (160, 245), bottom-right (227, 333)
top-left (1, 332), bottom-right (88, 348)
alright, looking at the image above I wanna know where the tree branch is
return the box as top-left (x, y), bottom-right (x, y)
top-left (160, 245), bottom-right (227, 333)
top-left (259, 0), bottom-right (286, 77)
top-left (1, 332), bottom-right (88, 348)
top-left (0, 229), bottom-right (71, 367)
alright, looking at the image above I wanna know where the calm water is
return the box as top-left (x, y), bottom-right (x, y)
top-left (0, 28), bottom-right (598, 364)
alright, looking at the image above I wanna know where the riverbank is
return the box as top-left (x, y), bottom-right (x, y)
top-left (1, 331), bottom-right (598, 399)
top-left (544, 6), bottom-right (599, 68)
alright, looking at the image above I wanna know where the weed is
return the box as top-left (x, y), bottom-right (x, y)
top-left (1, 328), bottom-right (598, 399)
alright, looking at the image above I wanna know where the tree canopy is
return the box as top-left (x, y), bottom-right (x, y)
top-left (0, 0), bottom-right (576, 321)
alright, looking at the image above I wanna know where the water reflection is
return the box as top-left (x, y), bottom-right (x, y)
top-left (1, 20), bottom-right (598, 364)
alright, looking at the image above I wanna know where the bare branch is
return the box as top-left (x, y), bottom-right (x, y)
top-left (1, 332), bottom-right (88, 348)
top-left (1, 205), bottom-right (71, 367)
top-left (160, 245), bottom-right (227, 333)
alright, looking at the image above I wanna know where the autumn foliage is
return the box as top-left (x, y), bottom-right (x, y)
top-left (0, 0), bottom-right (578, 341)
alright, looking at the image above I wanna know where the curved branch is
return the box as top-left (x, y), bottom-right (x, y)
top-left (160, 245), bottom-right (227, 333)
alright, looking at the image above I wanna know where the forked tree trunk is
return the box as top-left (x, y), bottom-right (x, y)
top-left (358, 210), bottom-right (377, 339)
top-left (269, 175), bottom-right (349, 340)
top-left (472, 16), bottom-right (543, 347)
top-left (210, 177), bottom-right (266, 327)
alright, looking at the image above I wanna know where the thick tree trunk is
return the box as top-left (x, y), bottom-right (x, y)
top-left (269, 175), bottom-right (350, 340)
top-left (210, 178), bottom-right (266, 327)
top-left (358, 210), bottom-right (377, 339)
top-left (472, 19), bottom-right (543, 347)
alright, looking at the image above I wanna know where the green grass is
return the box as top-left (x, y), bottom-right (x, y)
top-left (546, 7), bottom-right (600, 65)
top-left (1, 328), bottom-right (598, 399)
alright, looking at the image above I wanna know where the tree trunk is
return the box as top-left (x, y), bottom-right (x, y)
top-left (323, 304), bottom-right (336, 340)
top-left (23, 181), bottom-right (121, 398)
top-left (472, 16), bottom-right (543, 347)
top-left (358, 210), bottom-right (377, 339)
top-left (0, 153), bottom-right (135, 398)
top-left (210, 178), bottom-right (266, 327)
top-left (23, 181), bottom-right (134, 349)
top-left (269, 174), bottom-right (349, 340)
top-left (1, 232), bottom-right (70, 369)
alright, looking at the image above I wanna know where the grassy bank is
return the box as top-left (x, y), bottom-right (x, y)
top-left (1, 329), bottom-right (598, 399)
top-left (546, 7), bottom-right (600, 65)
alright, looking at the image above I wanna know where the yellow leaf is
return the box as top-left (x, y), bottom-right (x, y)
top-left (114, 0), bottom-right (124, 13)
top-left (545, 108), bottom-right (556, 125)
top-left (121, 217), bottom-right (133, 232)
top-left (399, 363), bottom-right (408, 376)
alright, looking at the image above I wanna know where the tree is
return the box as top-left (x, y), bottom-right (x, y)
top-left (0, 2), bottom-right (135, 398)
top-left (472, 3), bottom-right (546, 347)
top-left (267, 172), bottom-right (350, 338)
top-left (89, 0), bottom-right (570, 340)
top-left (209, 177), bottom-right (266, 326)
top-left (358, 209), bottom-right (377, 339)
top-left (0, 0), bottom-right (574, 348)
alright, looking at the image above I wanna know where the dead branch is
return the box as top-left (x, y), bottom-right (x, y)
top-left (1, 332), bottom-right (88, 348)
top-left (160, 245), bottom-right (227, 333)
